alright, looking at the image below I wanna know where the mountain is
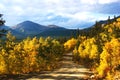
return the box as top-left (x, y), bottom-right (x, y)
top-left (36, 29), bottom-right (81, 38)
top-left (12, 22), bottom-right (70, 38)
top-left (12, 21), bottom-right (49, 36)
top-left (47, 25), bottom-right (66, 30)
top-left (10, 29), bottom-right (25, 39)
top-left (36, 25), bottom-right (72, 37)
top-left (36, 21), bottom-right (109, 37)
top-left (0, 25), bottom-right (25, 38)
top-left (0, 25), bottom-right (10, 37)
top-left (8, 16), bottom-right (120, 39)
top-left (0, 25), bottom-right (10, 30)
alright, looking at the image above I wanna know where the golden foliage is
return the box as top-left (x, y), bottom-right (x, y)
top-left (78, 38), bottom-right (98, 59)
top-left (0, 33), bottom-right (64, 74)
top-left (64, 38), bottom-right (77, 52)
top-left (72, 17), bottom-right (120, 79)
top-left (97, 38), bottom-right (120, 78)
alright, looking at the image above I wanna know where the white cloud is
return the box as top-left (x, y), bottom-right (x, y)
top-left (0, 3), bottom-right (5, 11)
top-left (44, 0), bottom-right (60, 4)
top-left (56, 12), bottom-right (98, 22)
top-left (0, 0), bottom-right (120, 28)
top-left (80, 0), bottom-right (97, 5)
top-left (98, 0), bottom-right (119, 4)
top-left (12, 6), bottom-right (24, 16)
top-left (81, 0), bottom-right (119, 5)
top-left (0, 4), bottom-right (5, 9)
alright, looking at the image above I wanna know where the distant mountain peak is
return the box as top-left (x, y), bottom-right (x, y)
top-left (48, 25), bottom-right (60, 28)
top-left (12, 20), bottom-right (49, 35)
top-left (11, 20), bottom-right (68, 37)
top-left (23, 20), bottom-right (32, 22)
top-left (21, 20), bottom-right (37, 24)
top-left (17, 20), bottom-right (39, 26)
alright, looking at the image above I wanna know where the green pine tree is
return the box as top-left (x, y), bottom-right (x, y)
top-left (0, 14), bottom-right (6, 38)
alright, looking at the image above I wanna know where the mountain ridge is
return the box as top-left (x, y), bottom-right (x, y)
top-left (12, 20), bottom-right (49, 35)
top-left (1, 16), bottom-right (120, 39)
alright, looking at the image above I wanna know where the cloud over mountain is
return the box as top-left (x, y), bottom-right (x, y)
top-left (1, 0), bottom-right (120, 29)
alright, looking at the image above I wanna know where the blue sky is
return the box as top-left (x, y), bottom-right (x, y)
top-left (0, 0), bottom-right (120, 29)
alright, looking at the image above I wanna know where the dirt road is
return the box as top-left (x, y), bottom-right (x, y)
top-left (26, 53), bottom-right (93, 80)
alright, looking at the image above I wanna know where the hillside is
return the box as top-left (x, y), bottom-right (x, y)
top-left (78, 16), bottom-right (120, 37)
top-left (36, 25), bottom-right (70, 37)
top-left (12, 21), bottom-right (49, 36)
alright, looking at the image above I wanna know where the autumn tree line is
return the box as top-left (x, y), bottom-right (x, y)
top-left (64, 16), bottom-right (120, 79)
top-left (0, 32), bottom-right (64, 74)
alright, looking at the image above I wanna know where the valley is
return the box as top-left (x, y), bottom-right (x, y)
top-left (0, 15), bottom-right (120, 80)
